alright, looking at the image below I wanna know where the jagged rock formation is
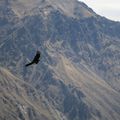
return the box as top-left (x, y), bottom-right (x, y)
top-left (0, 0), bottom-right (120, 120)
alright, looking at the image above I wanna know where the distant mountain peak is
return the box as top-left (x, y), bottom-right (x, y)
top-left (9, 0), bottom-right (96, 18)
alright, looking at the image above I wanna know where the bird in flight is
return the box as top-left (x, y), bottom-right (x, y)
top-left (25, 51), bottom-right (41, 67)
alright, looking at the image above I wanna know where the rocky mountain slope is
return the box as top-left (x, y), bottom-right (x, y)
top-left (0, 0), bottom-right (120, 120)
top-left (8, 0), bottom-right (96, 18)
top-left (0, 67), bottom-right (62, 120)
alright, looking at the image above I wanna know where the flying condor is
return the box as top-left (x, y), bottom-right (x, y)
top-left (25, 51), bottom-right (41, 67)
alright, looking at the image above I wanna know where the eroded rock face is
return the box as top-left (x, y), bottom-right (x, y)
top-left (0, 0), bottom-right (120, 120)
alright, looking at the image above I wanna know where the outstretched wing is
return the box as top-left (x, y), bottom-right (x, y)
top-left (25, 62), bottom-right (34, 67)
top-left (32, 51), bottom-right (40, 62)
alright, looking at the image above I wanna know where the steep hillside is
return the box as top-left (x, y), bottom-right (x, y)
top-left (0, 0), bottom-right (120, 120)
top-left (39, 53), bottom-right (120, 120)
top-left (0, 67), bottom-right (61, 120)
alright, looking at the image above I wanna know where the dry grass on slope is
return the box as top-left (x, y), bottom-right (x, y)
top-left (0, 67), bottom-right (57, 120)
top-left (50, 54), bottom-right (120, 120)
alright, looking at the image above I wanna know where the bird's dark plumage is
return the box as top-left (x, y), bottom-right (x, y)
top-left (25, 51), bottom-right (41, 67)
